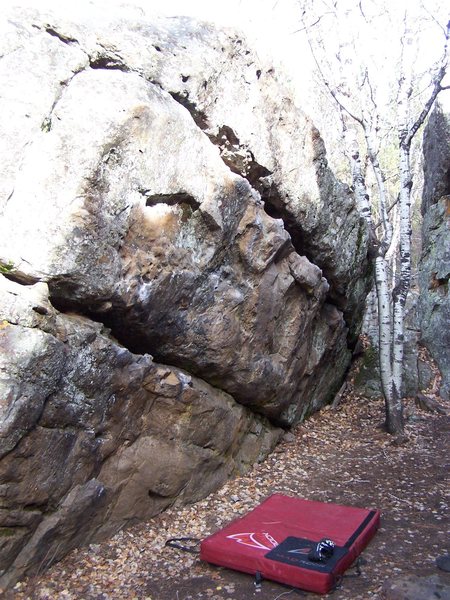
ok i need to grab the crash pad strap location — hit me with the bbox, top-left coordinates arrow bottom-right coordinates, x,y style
344,510 -> 377,548
165,537 -> 200,554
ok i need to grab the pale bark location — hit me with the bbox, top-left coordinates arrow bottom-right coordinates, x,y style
346,127 -> 372,224
374,256 -> 393,404
392,143 -> 411,399
365,131 -> 392,251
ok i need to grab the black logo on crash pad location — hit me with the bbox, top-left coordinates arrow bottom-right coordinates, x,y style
265,537 -> 348,573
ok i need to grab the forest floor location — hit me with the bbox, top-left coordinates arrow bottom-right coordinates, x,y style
5,375 -> 450,600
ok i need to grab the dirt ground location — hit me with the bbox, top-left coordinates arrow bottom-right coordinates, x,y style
5,385 -> 450,600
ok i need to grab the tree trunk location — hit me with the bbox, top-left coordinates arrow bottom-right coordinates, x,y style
365,131 -> 392,250
373,254 -> 404,433
346,126 -> 372,224
392,143 -> 412,404
385,386 -> 404,434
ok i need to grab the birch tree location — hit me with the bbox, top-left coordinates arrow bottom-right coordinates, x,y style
299,0 -> 449,434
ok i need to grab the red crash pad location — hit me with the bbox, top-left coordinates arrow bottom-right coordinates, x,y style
200,494 -> 380,594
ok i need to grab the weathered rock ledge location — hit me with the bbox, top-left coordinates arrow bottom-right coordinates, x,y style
0,5 -> 370,587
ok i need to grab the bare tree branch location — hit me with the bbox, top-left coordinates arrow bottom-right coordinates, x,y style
403,65 -> 448,146
292,13 -> 332,34
304,30 -> 365,126
358,0 -> 367,21
291,11 -> 333,35
403,21 -> 449,146
374,196 -> 399,229
420,3 -> 448,37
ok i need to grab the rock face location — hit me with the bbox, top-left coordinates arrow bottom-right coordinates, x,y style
0,277 -> 280,588
419,94 -> 450,399
0,5 -> 370,587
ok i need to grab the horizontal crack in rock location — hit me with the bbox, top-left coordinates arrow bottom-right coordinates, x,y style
89,55 -> 129,71
46,296 -> 271,423
141,191 -> 200,211
2,271 -> 41,286
44,26 -> 78,45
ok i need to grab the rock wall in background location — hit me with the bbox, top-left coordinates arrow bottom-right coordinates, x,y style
0,5 -> 370,587
419,93 -> 450,400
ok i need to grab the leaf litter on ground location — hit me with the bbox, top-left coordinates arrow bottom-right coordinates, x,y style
5,364 -> 449,600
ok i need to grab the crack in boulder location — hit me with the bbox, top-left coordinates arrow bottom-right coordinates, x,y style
44,26 -> 79,45
89,55 -> 130,71
206,124 -> 273,182
141,191 -> 201,211
195,122 -> 349,322
168,91 -> 209,129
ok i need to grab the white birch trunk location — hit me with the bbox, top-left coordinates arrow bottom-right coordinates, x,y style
374,256 -> 394,405
365,131 -> 392,251
381,15 -> 414,432
346,127 -> 372,225
392,143 -> 412,399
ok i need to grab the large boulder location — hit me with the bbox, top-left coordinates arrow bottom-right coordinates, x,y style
0,5 -> 370,587
419,93 -> 450,399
